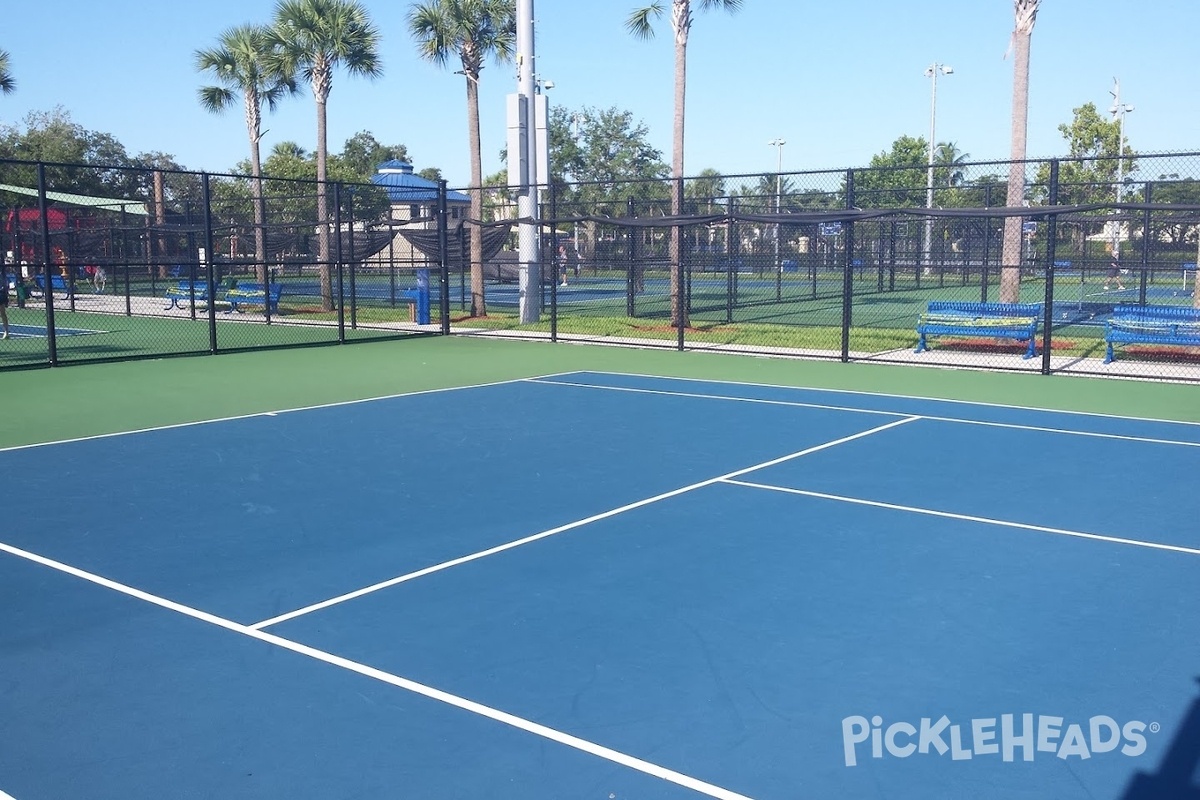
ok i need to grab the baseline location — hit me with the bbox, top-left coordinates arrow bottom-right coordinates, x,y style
526,376 -> 1200,448
722,478 -> 1200,558
0,539 -> 752,800
249,416 -> 920,630
0,371 -> 580,454
537,371 -> 1200,429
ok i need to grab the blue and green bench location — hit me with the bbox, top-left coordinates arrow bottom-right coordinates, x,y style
225,282 -> 283,314
916,301 -> 1043,359
1104,304 -> 1200,363
164,280 -> 210,310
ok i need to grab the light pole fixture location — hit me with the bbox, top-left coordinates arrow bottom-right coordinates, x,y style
1109,78 -> 1134,264
768,138 -> 786,296
924,63 -> 952,273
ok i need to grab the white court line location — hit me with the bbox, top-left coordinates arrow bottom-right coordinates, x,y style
561,370 -> 1200,428
523,378 -> 906,418
722,479 -> 1200,558
526,378 -> 1200,449
249,416 -> 921,630
0,540 -> 753,800
0,371 -> 579,454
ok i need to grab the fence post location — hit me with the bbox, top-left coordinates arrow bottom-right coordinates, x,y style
346,188 -> 356,330
626,197 -> 637,318
725,195 -> 735,324
334,182 -> 345,343
981,185 -> 993,302
457,224 -> 466,312
676,179 -> 686,352
437,180 -> 451,335
1139,181 -> 1152,306
549,182 -> 558,343
840,169 -> 855,363
37,163 -> 57,366
1040,159 -> 1060,376
260,207 -> 273,326
201,173 -> 218,353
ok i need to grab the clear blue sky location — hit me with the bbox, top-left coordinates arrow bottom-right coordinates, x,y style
2,0 -> 1196,188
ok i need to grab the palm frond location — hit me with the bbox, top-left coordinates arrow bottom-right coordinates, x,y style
625,4 -> 663,39
197,85 -> 236,113
408,0 -> 515,73
0,48 -> 16,94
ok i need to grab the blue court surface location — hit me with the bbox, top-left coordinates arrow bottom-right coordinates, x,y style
2,373 -> 1199,800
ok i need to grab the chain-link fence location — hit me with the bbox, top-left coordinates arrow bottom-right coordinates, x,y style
0,159 -> 447,369
441,152 -> 1200,383
5,153 -> 1199,382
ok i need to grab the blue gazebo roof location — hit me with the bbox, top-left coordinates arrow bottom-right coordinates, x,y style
370,160 -> 469,204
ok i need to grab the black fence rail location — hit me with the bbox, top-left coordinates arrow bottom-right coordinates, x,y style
446,152 -> 1200,383
1,160 -> 452,369
4,153 -> 1200,382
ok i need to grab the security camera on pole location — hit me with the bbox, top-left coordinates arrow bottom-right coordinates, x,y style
507,0 -> 547,323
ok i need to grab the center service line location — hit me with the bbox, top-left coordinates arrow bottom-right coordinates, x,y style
250,416 -> 922,630
722,479 -> 1200,557
0,540 -> 753,800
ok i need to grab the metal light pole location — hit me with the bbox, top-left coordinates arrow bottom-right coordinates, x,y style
924,63 -> 952,274
1110,78 -> 1134,266
511,0 -> 541,323
769,138 -> 785,288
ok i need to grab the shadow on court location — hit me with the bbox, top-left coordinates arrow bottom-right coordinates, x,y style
1121,678 -> 1200,800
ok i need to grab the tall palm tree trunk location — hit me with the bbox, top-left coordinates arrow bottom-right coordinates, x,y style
245,93 -> 268,284
670,6 -> 688,328
1000,2 -> 1037,303
466,76 -> 485,317
315,95 -> 333,310
153,170 -> 167,278
252,173 -> 267,284
250,149 -> 268,284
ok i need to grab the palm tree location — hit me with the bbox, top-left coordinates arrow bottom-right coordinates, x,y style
196,25 -> 298,282
935,142 -> 970,188
408,0 -> 516,318
627,0 -> 742,328
268,0 -> 382,310
1000,0 -> 1039,303
0,49 -> 15,95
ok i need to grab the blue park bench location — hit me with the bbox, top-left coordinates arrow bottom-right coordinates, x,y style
1104,304 -> 1200,363
915,301 -> 1043,359
33,274 -> 75,300
225,282 -> 283,314
164,280 -> 210,310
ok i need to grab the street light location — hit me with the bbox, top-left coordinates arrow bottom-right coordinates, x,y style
1110,78 -> 1134,265
768,138 -> 785,293
924,63 -> 952,274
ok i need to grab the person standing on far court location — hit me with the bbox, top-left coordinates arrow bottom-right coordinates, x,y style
0,267 -> 10,339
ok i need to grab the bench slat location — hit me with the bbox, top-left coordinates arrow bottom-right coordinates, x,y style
225,283 -> 283,314
164,281 -> 210,310
1105,304 -> 1200,363
916,301 -> 1042,359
